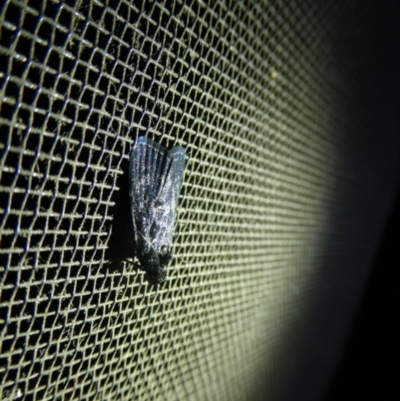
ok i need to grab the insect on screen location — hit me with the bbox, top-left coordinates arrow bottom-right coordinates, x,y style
1,1 -> 399,401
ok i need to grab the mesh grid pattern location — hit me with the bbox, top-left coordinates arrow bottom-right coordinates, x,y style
0,1 -> 396,400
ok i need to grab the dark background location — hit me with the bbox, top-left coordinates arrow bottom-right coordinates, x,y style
324,182 -> 400,400
323,2 -> 400,399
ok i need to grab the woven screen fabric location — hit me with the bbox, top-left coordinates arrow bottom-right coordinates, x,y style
1,1 -> 399,401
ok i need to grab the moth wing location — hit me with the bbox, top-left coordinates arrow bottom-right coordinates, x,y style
129,137 -> 169,239
151,146 -> 186,248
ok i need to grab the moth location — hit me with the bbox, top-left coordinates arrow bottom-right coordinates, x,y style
129,136 -> 186,283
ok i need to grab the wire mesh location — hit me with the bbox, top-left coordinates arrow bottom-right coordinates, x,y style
1,1 -> 397,400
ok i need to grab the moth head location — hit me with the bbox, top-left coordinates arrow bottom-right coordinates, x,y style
157,243 -> 173,267
136,233 -> 171,283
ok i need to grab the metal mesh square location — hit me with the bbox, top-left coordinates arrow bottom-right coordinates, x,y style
1,1 -> 399,400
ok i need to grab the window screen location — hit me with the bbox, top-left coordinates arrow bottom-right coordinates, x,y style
1,1 -> 399,400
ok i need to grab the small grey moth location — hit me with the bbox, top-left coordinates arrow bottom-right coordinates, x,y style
129,136 -> 186,283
